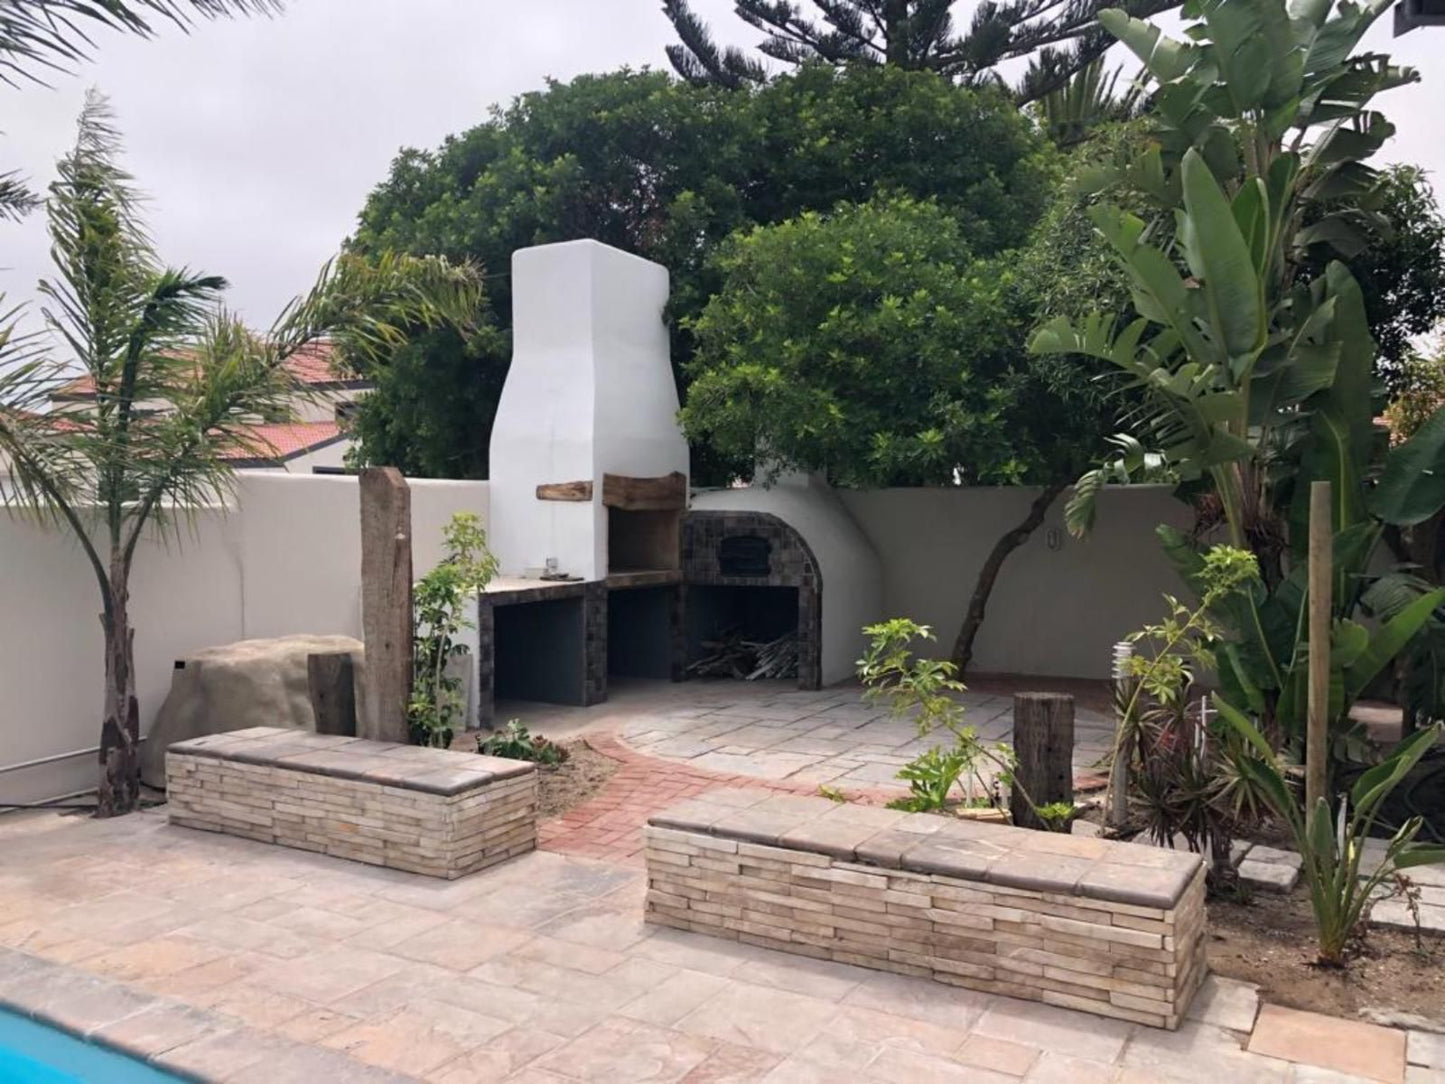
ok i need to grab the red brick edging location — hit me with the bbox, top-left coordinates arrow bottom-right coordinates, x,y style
537,733 -> 898,865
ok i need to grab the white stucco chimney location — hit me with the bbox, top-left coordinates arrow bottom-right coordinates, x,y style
487,240 -> 690,581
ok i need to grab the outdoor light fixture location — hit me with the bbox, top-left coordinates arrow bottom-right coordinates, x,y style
1396,0 -> 1445,34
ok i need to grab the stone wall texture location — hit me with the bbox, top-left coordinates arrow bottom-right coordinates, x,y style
643,792 -> 1206,1030
166,727 -> 536,879
681,510 -> 823,690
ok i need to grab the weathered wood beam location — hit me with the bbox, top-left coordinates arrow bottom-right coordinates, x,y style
307,652 -> 357,737
536,479 -> 593,502
602,471 -> 687,511
1010,692 -> 1075,831
359,467 -> 412,744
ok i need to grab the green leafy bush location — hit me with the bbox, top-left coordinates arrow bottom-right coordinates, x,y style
859,619 -> 1013,814
1112,545 -> 1272,885
477,720 -> 569,767
409,513 -> 498,748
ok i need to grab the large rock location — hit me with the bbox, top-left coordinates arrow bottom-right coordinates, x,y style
142,635 -> 365,788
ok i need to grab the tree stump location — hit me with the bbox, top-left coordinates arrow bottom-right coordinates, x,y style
1009,692 -> 1075,830
307,652 -> 357,737
359,467 -> 412,743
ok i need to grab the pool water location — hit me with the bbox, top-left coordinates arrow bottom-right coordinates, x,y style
0,1009 -> 185,1083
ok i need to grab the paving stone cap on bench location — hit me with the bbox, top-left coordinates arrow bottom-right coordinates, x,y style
167,727 -> 536,796
650,790 -> 1202,911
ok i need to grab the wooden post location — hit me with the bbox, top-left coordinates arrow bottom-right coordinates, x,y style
1010,692 -> 1075,830
307,652 -> 357,737
359,467 -> 413,743
1307,480 -> 1332,813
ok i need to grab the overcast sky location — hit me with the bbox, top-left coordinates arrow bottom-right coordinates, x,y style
1,0 -> 1442,341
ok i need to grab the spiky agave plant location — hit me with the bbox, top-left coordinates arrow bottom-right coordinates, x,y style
0,92 -> 482,815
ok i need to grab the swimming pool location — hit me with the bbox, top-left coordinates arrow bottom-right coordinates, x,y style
0,1008 -> 185,1083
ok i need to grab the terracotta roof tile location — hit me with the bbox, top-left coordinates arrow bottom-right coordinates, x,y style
222,421 -> 343,463
53,341 -> 356,399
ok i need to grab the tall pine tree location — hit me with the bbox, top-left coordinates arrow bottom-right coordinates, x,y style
661,0 -> 1175,102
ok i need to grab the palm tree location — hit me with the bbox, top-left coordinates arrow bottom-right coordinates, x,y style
0,93 -> 482,816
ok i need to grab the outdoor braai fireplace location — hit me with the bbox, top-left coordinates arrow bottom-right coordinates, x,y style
470,239 -> 869,726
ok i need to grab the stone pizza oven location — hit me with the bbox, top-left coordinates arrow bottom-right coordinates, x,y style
473,240 -> 882,723
681,510 -> 823,690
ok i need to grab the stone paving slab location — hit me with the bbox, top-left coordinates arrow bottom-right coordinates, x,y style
0,945 -> 413,1083
1249,1003 -> 1406,1083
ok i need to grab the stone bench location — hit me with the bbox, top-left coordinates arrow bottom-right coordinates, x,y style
643,791 -> 1206,1030
167,727 -> 537,879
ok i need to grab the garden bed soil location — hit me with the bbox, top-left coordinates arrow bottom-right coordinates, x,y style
1209,890 -> 1445,1026
535,740 -> 619,819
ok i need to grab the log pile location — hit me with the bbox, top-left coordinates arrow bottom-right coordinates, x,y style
687,630 -> 798,680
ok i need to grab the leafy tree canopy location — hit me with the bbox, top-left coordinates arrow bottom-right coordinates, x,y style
680,196 -> 1104,487
347,64 -> 1056,479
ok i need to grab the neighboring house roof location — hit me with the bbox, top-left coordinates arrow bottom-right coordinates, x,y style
51,341 -> 369,400
222,421 -> 346,467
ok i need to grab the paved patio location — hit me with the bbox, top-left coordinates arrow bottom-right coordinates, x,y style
1,678 -> 1437,1082
510,678 -> 1116,793
0,802 -> 1429,1083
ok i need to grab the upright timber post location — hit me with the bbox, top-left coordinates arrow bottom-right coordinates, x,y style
1307,480 -> 1332,813
307,652 -> 357,737
360,467 -> 413,743
1010,692 -> 1075,830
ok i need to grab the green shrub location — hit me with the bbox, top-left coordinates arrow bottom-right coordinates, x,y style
477,720 -> 568,767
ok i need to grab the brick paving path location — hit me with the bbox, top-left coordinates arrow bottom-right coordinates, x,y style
538,732 -> 897,865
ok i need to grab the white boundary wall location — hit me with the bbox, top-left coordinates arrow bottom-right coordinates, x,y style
0,472 -> 487,806
2,474 -> 1187,805
839,485 -> 1189,680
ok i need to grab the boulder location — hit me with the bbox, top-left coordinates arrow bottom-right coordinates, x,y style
142,634 -> 366,788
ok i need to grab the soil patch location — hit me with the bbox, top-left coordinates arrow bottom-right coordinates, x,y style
1210,890 -> 1445,1025
535,740 -> 620,820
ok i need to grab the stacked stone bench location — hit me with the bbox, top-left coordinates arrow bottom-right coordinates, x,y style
643,791 -> 1206,1030
167,727 -> 537,879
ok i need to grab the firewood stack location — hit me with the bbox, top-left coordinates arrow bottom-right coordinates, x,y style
687,629 -> 799,680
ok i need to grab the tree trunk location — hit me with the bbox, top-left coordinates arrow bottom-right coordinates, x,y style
884,0 -> 910,66
96,580 -> 140,817
951,481 -> 1068,675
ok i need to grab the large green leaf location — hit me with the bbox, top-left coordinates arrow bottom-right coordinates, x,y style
1179,149 -> 1264,359
1098,9 -> 1198,81
1394,845 -> 1445,869
1350,724 -> 1441,815
1345,589 -> 1445,702
1371,406 -> 1445,527
1200,0 -> 1271,111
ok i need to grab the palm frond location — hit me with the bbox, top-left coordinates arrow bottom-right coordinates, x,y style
269,251 -> 484,371
0,0 -> 282,86
0,170 -> 40,221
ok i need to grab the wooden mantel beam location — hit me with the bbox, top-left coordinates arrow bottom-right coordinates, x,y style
536,480 -> 593,502
602,472 -> 687,511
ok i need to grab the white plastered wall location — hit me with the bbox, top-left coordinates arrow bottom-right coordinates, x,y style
0,471 -> 487,805
839,485 -> 1190,679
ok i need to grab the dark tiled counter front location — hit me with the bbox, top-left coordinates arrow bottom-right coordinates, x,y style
166,727 -> 537,879
643,792 -> 1206,1029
